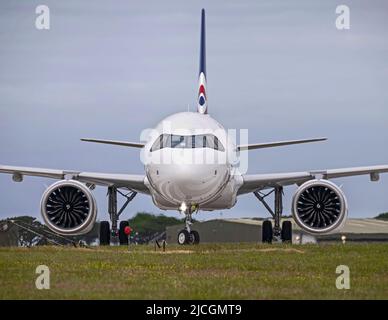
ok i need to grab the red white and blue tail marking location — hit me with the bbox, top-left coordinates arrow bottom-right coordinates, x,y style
197,9 -> 208,114
198,72 -> 207,114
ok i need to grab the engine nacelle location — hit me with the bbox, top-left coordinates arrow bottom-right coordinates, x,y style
40,180 -> 97,235
292,179 -> 347,234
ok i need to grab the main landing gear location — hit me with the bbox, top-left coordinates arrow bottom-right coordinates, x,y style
254,186 -> 292,244
177,205 -> 200,245
99,186 -> 137,246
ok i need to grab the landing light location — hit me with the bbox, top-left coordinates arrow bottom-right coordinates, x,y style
179,202 -> 187,213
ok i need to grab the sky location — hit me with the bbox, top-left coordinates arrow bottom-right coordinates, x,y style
0,0 -> 387,222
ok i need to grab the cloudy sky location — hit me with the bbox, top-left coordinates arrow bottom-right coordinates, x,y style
0,0 -> 387,222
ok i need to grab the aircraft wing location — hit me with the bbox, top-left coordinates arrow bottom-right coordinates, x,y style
237,137 -> 327,151
80,138 -> 145,148
0,165 -> 149,194
238,165 -> 388,195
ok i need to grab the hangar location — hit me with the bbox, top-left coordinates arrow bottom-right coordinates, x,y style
165,218 -> 388,243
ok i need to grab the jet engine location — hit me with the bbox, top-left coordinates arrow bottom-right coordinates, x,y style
292,179 -> 347,234
40,180 -> 97,235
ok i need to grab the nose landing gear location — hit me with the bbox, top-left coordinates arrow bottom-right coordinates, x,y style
177,204 -> 200,245
177,229 -> 190,245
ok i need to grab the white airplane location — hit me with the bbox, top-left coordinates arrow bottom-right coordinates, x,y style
1,9 -> 387,245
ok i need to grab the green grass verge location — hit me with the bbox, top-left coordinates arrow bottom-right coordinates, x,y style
0,243 -> 387,299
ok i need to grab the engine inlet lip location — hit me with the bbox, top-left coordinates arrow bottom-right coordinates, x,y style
292,179 -> 348,234
40,180 -> 97,235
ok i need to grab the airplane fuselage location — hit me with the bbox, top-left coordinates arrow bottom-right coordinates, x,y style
143,112 -> 243,211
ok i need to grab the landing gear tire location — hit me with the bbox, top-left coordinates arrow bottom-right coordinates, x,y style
119,221 -> 129,245
281,221 -> 292,243
100,221 -> 110,246
190,230 -> 200,245
262,220 -> 273,244
177,229 -> 190,245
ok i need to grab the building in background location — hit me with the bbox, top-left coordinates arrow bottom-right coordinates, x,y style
166,218 -> 388,244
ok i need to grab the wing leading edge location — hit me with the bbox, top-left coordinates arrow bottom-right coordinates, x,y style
80,138 -> 145,148
237,137 -> 327,151
0,165 -> 149,194
238,165 -> 388,195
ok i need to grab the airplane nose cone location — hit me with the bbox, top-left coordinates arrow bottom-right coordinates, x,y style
174,165 -> 216,199
148,163 -> 229,204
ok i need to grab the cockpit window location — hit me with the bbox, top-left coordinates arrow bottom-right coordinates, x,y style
151,134 -> 225,152
171,135 -> 186,148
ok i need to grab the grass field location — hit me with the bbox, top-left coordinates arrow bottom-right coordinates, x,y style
0,243 -> 387,299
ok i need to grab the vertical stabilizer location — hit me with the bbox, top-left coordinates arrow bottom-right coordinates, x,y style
197,9 -> 208,114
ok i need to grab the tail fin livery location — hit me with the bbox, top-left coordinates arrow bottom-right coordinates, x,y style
197,9 -> 208,114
